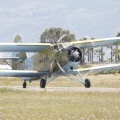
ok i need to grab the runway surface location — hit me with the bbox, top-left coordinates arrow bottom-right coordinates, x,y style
0,86 -> 120,93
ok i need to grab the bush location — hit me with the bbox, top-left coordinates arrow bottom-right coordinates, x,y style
99,70 -> 118,74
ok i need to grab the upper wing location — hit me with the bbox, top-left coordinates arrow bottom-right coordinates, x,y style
74,64 -> 120,74
69,37 -> 120,49
0,70 -> 47,77
0,43 -> 53,52
1,37 -> 120,52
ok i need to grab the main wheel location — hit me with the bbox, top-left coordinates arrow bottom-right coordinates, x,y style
85,79 -> 91,88
40,79 -> 46,88
23,82 -> 27,88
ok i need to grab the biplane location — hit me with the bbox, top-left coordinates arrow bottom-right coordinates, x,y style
0,35 -> 120,88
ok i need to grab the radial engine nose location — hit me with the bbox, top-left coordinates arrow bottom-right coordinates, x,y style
68,47 -> 82,62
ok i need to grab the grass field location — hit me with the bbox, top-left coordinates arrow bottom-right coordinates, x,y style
0,74 -> 120,120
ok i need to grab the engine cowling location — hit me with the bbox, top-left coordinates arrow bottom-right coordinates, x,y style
68,47 -> 82,62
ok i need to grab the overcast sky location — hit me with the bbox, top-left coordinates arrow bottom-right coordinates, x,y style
0,0 -> 120,42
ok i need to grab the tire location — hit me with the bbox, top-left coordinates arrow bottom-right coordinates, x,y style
40,79 -> 46,88
85,79 -> 91,88
23,82 -> 27,88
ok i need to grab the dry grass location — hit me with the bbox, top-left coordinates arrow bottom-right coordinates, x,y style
0,74 -> 120,120
0,74 -> 120,88
48,74 -> 120,88
0,89 -> 120,120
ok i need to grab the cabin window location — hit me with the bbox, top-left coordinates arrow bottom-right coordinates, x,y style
58,44 -> 63,49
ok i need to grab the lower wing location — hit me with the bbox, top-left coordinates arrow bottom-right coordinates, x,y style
73,64 -> 120,74
0,70 -> 47,77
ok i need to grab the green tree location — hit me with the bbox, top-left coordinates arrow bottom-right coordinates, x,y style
107,46 -> 113,63
101,47 -> 104,63
91,38 -> 95,63
112,46 -> 120,63
116,32 -> 120,37
40,27 -> 75,43
115,32 -> 120,63
79,37 -> 95,64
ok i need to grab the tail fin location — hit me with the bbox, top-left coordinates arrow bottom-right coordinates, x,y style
12,35 -> 27,70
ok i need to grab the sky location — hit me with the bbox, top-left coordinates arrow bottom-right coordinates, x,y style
0,0 -> 120,43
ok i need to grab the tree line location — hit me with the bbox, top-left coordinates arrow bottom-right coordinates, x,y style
40,28 -> 75,43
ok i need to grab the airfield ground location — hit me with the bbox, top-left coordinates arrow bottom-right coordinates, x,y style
0,74 -> 120,119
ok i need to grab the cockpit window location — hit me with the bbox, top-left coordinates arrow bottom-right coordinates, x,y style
53,45 -> 59,50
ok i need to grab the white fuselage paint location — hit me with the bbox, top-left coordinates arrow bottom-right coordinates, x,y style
24,58 -> 34,70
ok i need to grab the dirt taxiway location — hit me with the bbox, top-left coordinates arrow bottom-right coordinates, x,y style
0,86 -> 120,93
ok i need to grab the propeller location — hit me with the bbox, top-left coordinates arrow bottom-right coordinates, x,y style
68,47 -> 82,62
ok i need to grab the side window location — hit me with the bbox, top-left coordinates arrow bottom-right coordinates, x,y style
39,58 -> 44,63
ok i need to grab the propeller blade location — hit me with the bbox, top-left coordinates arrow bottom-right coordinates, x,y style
57,34 -> 67,43
49,61 -> 56,77
56,62 -> 65,73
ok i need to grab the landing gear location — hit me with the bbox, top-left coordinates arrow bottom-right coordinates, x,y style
84,79 -> 91,88
23,81 -> 27,88
66,71 -> 91,88
40,79 -> 46,88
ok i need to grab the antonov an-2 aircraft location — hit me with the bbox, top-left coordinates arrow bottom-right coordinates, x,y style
0,35 -> 120,88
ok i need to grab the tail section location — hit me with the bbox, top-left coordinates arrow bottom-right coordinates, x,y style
12,35 -> 27,70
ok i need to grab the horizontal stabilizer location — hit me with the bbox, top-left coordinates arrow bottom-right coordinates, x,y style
0,70 -> 47,77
